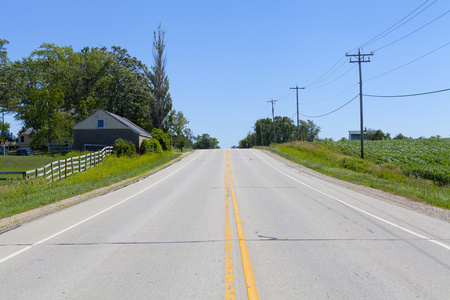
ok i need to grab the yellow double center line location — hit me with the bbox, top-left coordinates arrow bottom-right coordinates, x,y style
225,150 -> 259,300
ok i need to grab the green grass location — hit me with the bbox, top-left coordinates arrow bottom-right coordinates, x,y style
0,151 -> 92,179
0,152 -> 179,220
269,140 -> 450,210
0,156 -> 57,172
0,156 -> 59,179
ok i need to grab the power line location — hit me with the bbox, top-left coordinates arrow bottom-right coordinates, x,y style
307,64 -> 356,90
300,94 -> 359,118
302,83 -> 358,105
302,0 -> 433,91
304,55 -> 347,88
366,40 -> 450,82
306,58 -> 350,88
352,0 -> 437,51
374,9 -> 450,52
364,87 -> 450,98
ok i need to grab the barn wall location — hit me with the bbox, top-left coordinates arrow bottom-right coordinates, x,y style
73,129 -> 140,151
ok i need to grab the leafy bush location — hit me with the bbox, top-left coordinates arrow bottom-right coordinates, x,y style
140,138 -> 163,154
113,139 -> 137,157
339,157 -> 374,173
151,129 -> 172,151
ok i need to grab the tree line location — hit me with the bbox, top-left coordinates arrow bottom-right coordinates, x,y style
0,25 -> 219,150
239,117 -> 320,148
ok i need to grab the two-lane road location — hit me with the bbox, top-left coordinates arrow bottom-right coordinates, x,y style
1,149 -> 449,299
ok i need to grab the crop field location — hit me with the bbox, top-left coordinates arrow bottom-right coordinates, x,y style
323,138 -> 450,185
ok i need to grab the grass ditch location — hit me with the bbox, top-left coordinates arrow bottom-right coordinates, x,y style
0,152 -> 179,220
269,141 -> 450,210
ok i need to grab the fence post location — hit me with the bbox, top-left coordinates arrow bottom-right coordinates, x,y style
44,165 -> 46,179
65,159 -> 67,179
51,163 -> 54,182
36,168 -> 38,178
71,157 -> 74,174
79,156 -> 81,172
59,160 -> 61,181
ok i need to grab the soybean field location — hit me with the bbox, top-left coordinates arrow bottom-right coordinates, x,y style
330,138 -> 450,185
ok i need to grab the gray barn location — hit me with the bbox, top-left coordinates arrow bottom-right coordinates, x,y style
73,109 -> 152,151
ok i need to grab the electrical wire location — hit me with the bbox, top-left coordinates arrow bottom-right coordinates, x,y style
302,1 -> 434,91
364,87 -> 450,98
277,88 -> 294,101
300,94 -> 359,118
307,65 -> 357,90
350,0 -> 438,52
302,83 -> 358,105
374,9 -> 450,52
304,55 -> 347,88
365,40 -> 450,82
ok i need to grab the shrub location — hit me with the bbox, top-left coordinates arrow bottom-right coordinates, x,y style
151,129 -> 172,151
140,138 -> 163,154
113,139 -> 137,157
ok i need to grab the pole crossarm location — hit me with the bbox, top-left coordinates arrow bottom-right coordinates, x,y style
346,51 -> 373,63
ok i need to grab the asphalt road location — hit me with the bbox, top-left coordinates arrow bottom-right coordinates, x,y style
0,149 -> 449,299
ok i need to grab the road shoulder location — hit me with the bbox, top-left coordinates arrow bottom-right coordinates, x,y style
261,149 -> 450,223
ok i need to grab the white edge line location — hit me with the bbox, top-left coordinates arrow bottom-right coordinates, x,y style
0,151 -> 204,264
252,150 -> 450,252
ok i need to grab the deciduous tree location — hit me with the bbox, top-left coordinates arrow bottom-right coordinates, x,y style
147,24 -> 172,131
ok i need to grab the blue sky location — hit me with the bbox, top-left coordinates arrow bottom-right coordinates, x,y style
2,0 -> 449,148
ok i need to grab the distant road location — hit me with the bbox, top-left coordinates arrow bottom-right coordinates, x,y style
1,149 -> 449,299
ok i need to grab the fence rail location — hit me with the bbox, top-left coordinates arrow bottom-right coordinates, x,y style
0,146 -> 113,182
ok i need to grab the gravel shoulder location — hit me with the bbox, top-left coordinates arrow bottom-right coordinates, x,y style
262,149 -> 450,223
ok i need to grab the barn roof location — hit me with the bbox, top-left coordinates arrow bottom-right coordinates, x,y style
74,109 -> 152,138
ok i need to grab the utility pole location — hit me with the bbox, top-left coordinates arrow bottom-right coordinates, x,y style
268,99 -> 277,144
290,85 -> 305,141
346,48 -> 373,159
1,108 -> 5,156
259,119 -> 263,146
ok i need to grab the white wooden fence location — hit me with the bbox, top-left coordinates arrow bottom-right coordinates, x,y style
0,146 -> 113,182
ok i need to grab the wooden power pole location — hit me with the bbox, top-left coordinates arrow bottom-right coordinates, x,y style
268,99 -> 277,144
290,85 -> 305,141
346,49 -> 373,159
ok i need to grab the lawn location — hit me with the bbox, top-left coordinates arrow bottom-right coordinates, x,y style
0,155 -> 59,179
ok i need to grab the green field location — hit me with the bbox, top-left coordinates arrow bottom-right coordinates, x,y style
324,138 -> 450,185
271,138 -> 450,210
0,155 -> 59,179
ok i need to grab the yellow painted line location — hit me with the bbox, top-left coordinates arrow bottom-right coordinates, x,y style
225,150 -> 235,299
227,150 -> 259,300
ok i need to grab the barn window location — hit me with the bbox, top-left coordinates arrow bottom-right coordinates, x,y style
97,119 -> 105,129
20,136 -> 25,143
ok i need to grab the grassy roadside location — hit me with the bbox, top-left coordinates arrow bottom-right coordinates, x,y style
0,152 -> 180,220
267,142 -> 450,210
